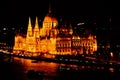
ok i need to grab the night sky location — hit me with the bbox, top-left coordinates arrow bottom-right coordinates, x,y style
0,0 -> 118,44
0,0 -> 112,26
0,0 -> 118,39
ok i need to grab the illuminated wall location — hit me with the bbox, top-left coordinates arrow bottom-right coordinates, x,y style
56,37 -> 72,55
13,34 -> 26,53
72,34 -> 97,55
13,8 -> 97,56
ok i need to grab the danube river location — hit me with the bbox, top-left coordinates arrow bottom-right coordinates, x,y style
1,56 -> 120,80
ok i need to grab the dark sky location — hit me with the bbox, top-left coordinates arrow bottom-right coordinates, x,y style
1,0 -> 120,41
0,0 -> 113,27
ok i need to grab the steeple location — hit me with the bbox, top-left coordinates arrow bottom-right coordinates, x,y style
48,2 -> 52,14
27,17 -> 32,37
35,16 -> 39,29
64,20 -> 67,27
69,21 -> 72,29
69,21 -> 73,35
28,17 -> 32,31
34,17 -> 40,38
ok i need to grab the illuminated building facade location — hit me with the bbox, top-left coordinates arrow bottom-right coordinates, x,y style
72,34 -> 97,55
13,7 -> 97,56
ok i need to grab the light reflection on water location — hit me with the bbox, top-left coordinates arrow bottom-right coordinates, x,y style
12,57 -> 120,80
13,57 -> 59,76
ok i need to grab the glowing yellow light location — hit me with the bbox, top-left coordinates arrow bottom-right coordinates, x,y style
110,52 -> 114,57
109,68 -> 114,72
12,7 -> 97,56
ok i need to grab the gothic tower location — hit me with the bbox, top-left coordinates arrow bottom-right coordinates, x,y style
69,22 -> 73,35
26,17 -> 32,37
26,17 -> 34,52
34,17 -> 40,38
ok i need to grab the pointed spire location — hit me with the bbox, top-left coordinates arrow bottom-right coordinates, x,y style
28,17 -> 31,26
69,21 -> 72,29
48,2 -> 51,14
27,17 -> 32,37
35,16 -> 39,29
34,16 -> 40,38
69,20 -> 73,35
64,20 -> 67,27
27,17 -> 32,31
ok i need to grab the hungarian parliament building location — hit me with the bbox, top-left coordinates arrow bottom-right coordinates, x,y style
13,7 -> 97,56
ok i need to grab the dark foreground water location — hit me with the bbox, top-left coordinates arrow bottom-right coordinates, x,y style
0,57 -> 120,80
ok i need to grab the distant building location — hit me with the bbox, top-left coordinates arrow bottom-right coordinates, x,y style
13,6 -> 97,56
0,42 -> 13,52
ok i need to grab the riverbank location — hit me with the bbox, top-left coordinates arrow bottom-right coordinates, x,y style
1,54 -> 120,80
2,52 -> 120,68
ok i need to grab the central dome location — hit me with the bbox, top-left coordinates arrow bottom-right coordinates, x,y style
43,15 -> 53,22
42,3 -> 58,29
43,13 -> 58,29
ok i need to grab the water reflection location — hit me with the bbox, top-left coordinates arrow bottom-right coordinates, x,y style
10,57 -> 120,80
13,57 -> 59,77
